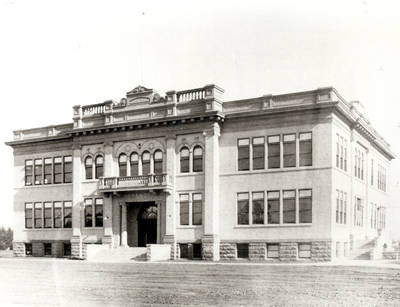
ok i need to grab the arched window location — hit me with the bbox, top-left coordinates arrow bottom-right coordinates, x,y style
85,156 -> 93,180
119,154 -> 127,177
153,150 -> 163,174
180,147 -> 190,173
193,146 -> 203,172
142,151 -> 150,175
130,152 -> 139,176
95,155 -> 104,179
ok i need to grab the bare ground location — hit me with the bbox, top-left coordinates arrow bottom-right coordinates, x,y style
0,259 -> 399,306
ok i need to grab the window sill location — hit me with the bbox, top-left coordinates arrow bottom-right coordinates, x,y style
83,227 -> 104,230
24,228 -> 72,231
82,179 -> 99,183
177,225 -> 203,229
176,172 -> 205,177
21,183 -> 72,189
224,166 -> 327,177
234,224 -> 312,228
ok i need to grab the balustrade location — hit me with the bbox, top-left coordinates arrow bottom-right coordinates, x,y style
177,88 -> 206,102
82,103 -> 106,116
98,173 -> 169,191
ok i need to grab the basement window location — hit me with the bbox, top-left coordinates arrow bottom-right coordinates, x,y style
237,243 -> 249,259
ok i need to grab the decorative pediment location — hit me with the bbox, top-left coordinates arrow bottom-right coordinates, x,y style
126,85 -> 153,96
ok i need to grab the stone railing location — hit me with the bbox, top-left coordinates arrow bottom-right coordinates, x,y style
82,103 -> 106,116
12,123 -> 72,141
98,173 -> 170,192
176,88 -> 206,102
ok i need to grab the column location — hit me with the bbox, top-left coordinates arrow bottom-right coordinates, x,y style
71,143 -> 82,258
163,134 -> 177,259
102,141 -> 114,246
120,203 -> 128,247
202,122 -> 221,261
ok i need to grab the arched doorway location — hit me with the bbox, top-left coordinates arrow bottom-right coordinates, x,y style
137,204 -> 157,247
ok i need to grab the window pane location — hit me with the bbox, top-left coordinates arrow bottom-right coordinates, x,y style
283,135 -> 296,167
34,159 -> 43,185
34,202 -> 43,228
252,197 -> 264,224
237,193 -> 249,225
238,139 -> 250,171
84,201 -> 93,227
25,203 -> 33,229
192,198 -> 202,225
253,138 -> 265,170
44,202 -> 53,228
299,190 -> 312,223
63,156 -> 72,183
180,198 -> 189,225
193,146 -> 203,172
63,202 -> 72,228
95,198 -> 103,227
25,160 -> 33,185
283,191 -> 296,223
54,202 -> 62,228
119,154 -> 127,177
142,152 -> 150,175
154,151 -> 163,174
54,157 -> 62,184
95,156 -> 103,179
268,137 -> 280,169
180,148 -> 190,173
299,133 -> 312,166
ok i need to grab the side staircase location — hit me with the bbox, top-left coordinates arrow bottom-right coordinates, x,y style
349,238 -> 377,260
87,247 -> 147,263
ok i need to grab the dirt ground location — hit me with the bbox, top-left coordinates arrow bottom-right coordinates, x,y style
0,259 -> 399,306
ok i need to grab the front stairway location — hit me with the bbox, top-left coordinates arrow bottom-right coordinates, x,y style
87,247 -> 147,263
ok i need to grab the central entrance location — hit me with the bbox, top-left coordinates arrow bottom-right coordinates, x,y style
137,204 -> 158,247
126,202 -> 158,247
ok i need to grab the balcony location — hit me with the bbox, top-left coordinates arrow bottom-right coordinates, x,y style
98,173 -> 172,193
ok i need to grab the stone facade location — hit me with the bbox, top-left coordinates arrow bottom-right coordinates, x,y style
311,241 -> 332,262
219,243 -> 236,260
249,243 -> 266,261
6,84 -> 394,262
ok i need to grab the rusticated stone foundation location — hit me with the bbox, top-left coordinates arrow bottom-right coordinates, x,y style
12,241 -> 25,257
71,236 -> 87,259
249,243 -> 266,260
202,235 -> 220,261
279,242 -> 298,261
311,241 -> 332,261
219,243 -> 236,260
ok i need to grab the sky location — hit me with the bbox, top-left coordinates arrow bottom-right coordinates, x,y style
0,0 -> 399,237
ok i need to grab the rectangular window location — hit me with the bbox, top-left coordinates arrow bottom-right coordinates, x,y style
238,138 -> 250,171
268,135 -> 280,169
193,244 -> 202,259
84,199 -> 93,227
63,156 -> 72,183
44,243 -> 52,256
179,194 -> 189,226
179,244 -> 189,259
252,192 -> 264,224
237,193 -> 249,225
54,202 -> 62,228
336,190 -> 339,223
344,140 -> 347,171
299,189 -> 312,223
340,137 -> 344,169
34,159 -> 43,185
267,191 -> 280,224
95,198 -> 103,227
252,137 -> 265,170
44,158 -> 52,184
192,193 -> 202,226
283,134 -> 296,167
25,203 -> 33,229
237,243 -> 249,258
63,243 -> 71,256
34,202 -> 43,228
298,243 -> 311,258
371,159 -> 374,186
63,201 -> 72,228
299,132 -> 312,166
283,190 -> 296,223
267,244 -> 279,258
336,134 -> 339,168
25,160 -> 33,186
25,243 -> 32,256
54,157 -> 62,184
44,202 -> 53,228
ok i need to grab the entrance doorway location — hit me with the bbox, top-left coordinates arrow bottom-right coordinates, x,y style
137,204 -> 158,247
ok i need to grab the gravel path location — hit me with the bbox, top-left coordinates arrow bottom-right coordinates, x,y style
0,258 -> 399,306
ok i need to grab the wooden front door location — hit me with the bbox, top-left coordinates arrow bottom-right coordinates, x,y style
137,204 -> 157,247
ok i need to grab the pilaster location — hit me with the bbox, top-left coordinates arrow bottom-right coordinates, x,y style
163,134 -> 177,259
72,143 -> 82,242
120,203 -> 128,247
103,141 -> 114,246
202,123 -> 221,261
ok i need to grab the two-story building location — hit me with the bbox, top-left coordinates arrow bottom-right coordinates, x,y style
6,84 -> 394,261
